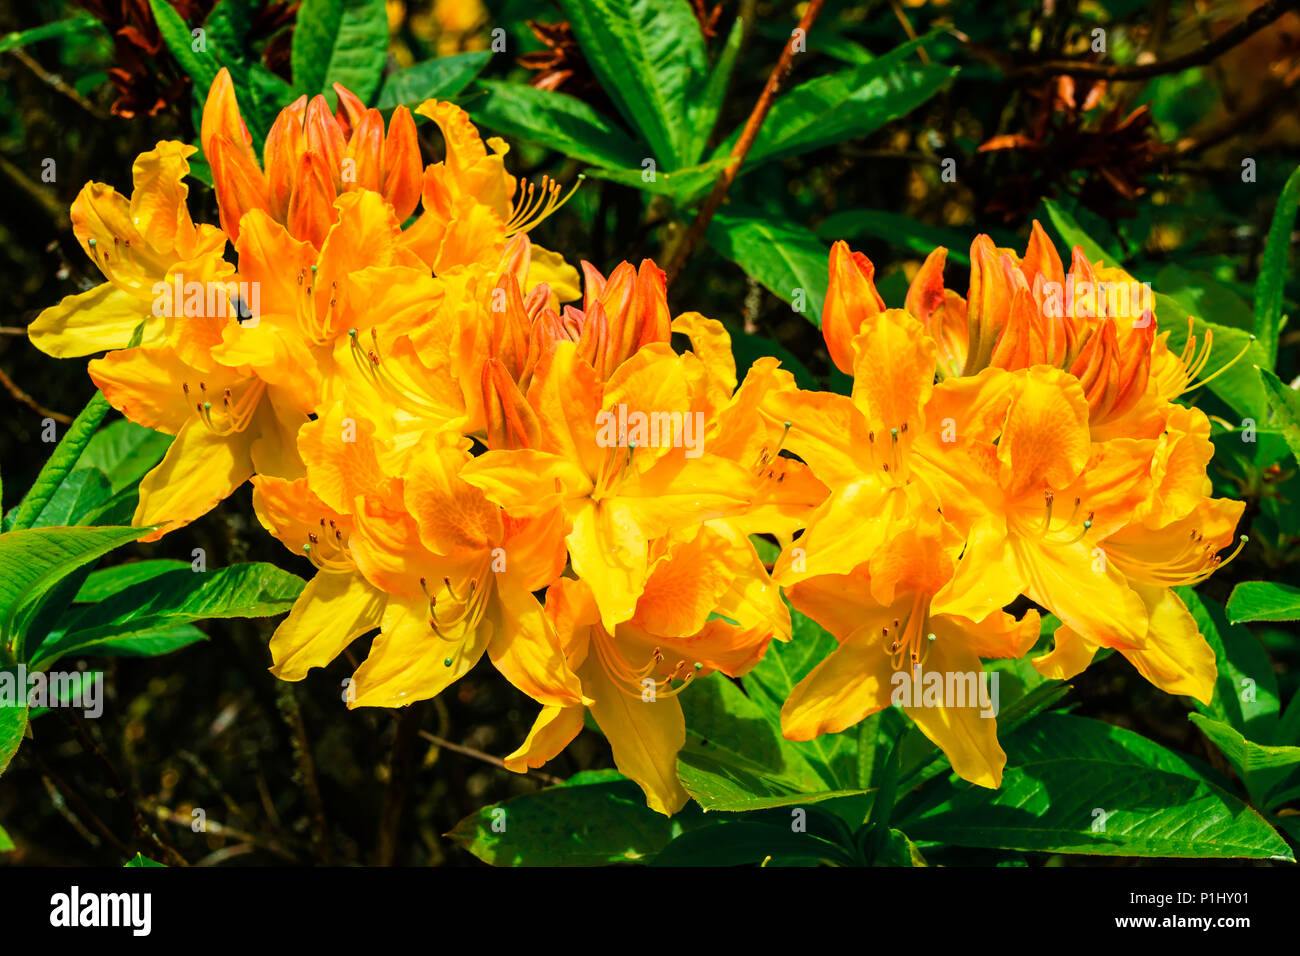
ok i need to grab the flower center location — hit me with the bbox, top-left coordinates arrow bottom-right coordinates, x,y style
883,593 -> 935,671
181,379 -> 264,435
505,173 -> 584,237
590,624 -> 700,700
301,517 -> 355,572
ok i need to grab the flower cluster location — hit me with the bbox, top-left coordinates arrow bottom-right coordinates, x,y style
30,71 -> 1244,812
768,232 -> 1247,786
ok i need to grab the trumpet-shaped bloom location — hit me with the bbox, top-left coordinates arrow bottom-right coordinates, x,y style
30,141 -> 228,357
255,413 -> 585,711
87,284 -> 308,538
779,520 -> 1039,788
462,341 -> 759,632
506,527 -> 788,814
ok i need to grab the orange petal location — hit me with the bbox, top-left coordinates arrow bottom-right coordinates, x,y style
823,240 -> 885,374
383,106 -> 422,222
262,95 -> 307,221
286,149 -> 338,248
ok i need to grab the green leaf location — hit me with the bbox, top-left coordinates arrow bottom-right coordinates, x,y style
557,0 -> 707,168
706,210 -> 830,323
147,0 -> 219,93
291,0 -> 389,103
678,672 -> 831,802
1253,162 -> 1300,361
651,819 -> 854,866
124,853 -> 165,867
0,526 -> 151,661
41,624 -> 208,667
79,420 -> 172,495
0,823 -> 12,852
26,668 -> 103,720
75,560 -> 190,604
676,750 -> 869,812
684,15 -> 743,166
716,37 -> 955,169
1155,289 -> 1268,420
469,81 -> 645,170
1188,713 -> 1300,808
584,158 -> 730,201
1258,367 -> 1300,464
1154,264 -> 1256,332
448,778 -> 699,865
10,392 -> 111,531
1184,587 -> 1279,738
878,827 -> 926,866
29,469 -> 113,528
0,702 -> 25,779
1041,197 -> 1124,265
0,15 -> 99,54
203,0 -> 256,53
898,713 -> 1293,860
32,563 -> 304,670
740,608 -> 858,787
1227,581 -> 1300,624
376,51 -> 492,108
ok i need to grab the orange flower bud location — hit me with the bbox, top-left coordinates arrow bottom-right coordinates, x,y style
823,240 -> 885,374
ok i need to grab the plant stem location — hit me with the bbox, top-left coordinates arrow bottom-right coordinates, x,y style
664,0 -> 827,282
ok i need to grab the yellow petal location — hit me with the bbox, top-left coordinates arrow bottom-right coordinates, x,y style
270,571 -> 385,680
460,448 -> 591,517
133,419 -> 255,538
1013,537 -> 1149,651
567,500 -> 646,633
504,705 -> 585,773
774,479 -> 919,585
997,366 -> 1091,498
128,141 -> 199,253
848,308 -> 937,434
903,637 -> 1006,788
780,617 -> 895,740
349,596 -> 491,708
248,393 -> 308,480
671,311 -> 737,413
1119,585 -> 1216,705
1032,624 -> 1098,680
29,283 -> 159,358
487,573 -> 588,707
579,653 -> 688,815
930,515 -> 1026,623
527,243 -> 582,303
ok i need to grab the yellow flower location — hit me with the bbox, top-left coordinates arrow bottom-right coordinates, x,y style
254,408 -> 586,710
461,341 -> 759,632
30,142 -> 228,357
507,525 -> 788,814
780,518 -> 1039,788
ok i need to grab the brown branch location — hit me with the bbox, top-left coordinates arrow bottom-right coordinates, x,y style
7,48 -> 105,117
664,0 -> 828,282
61,709 -> 188,866
142,801 -> 300,864
887,0 -> 930,65
275,683 -> 331,864
1006,0 -> 1300,80
374,703 -> 423,866
1162,62 -> 1300,157
0,366 -> 73,424
33,759 -> 126,853
417,729 -> 564,787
